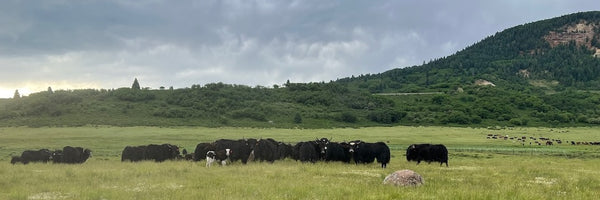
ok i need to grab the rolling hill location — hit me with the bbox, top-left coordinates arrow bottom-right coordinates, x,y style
340,11 -> 600,92
2,11 -> 600,128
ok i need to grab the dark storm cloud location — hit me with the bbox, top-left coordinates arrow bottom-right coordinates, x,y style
0,0 -> 599,97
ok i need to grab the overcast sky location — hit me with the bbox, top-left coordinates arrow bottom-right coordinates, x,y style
1,0 -> 599,98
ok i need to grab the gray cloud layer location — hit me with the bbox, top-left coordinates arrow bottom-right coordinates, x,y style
1,0 -> 599,97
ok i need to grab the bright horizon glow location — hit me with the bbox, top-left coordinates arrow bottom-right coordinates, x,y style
0,82 -> 103,99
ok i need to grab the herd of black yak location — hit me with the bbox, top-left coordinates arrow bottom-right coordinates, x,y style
9,138 -> 450,168
123,138 -> 393,168
10,146 -> 91,164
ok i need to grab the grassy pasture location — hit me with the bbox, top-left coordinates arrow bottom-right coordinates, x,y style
1,126 -> 599,199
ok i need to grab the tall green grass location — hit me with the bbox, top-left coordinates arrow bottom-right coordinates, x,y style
1,126 -> 599,199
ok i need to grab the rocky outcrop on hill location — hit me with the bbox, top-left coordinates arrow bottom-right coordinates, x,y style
544,21 -> 600,57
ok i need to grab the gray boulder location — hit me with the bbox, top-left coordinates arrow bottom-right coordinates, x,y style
383,170 -> 424,186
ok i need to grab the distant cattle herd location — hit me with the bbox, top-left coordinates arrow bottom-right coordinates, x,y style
9,138 -> 452,168
486,134 -> 600,146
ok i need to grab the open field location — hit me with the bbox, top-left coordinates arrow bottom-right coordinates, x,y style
1,126 -> 600,199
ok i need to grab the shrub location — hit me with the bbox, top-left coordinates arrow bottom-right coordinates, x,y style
586,117 -> 600,124
230,109 -> 267,121
509,118 -> 528,126
441,111 -> 479,124
368,110 -> 406,124
112,88 -> 155,102
337,112 -> 357,123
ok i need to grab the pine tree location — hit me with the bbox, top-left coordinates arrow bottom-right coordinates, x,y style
132,78 -> 141,90
13,90 -> 20,99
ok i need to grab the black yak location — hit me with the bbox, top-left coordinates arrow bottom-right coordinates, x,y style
406,144 -> 448,167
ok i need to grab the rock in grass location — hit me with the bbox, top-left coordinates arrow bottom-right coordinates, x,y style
383,170 -> 424,186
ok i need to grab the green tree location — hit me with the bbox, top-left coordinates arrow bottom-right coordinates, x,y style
294,113 -> 302,124
591,37 -> 599,48
132,78 -> 141,90
431,94 -> 448,105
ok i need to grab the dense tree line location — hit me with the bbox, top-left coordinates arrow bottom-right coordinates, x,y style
0,82 -> 404,127
1,80 -> 600,127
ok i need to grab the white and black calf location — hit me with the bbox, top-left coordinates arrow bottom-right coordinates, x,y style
206,149 -> 231,167
206,151 -> 216,167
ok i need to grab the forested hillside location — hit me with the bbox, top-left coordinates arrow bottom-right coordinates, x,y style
339,11 -> 600,92
2,11 -> 600,128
